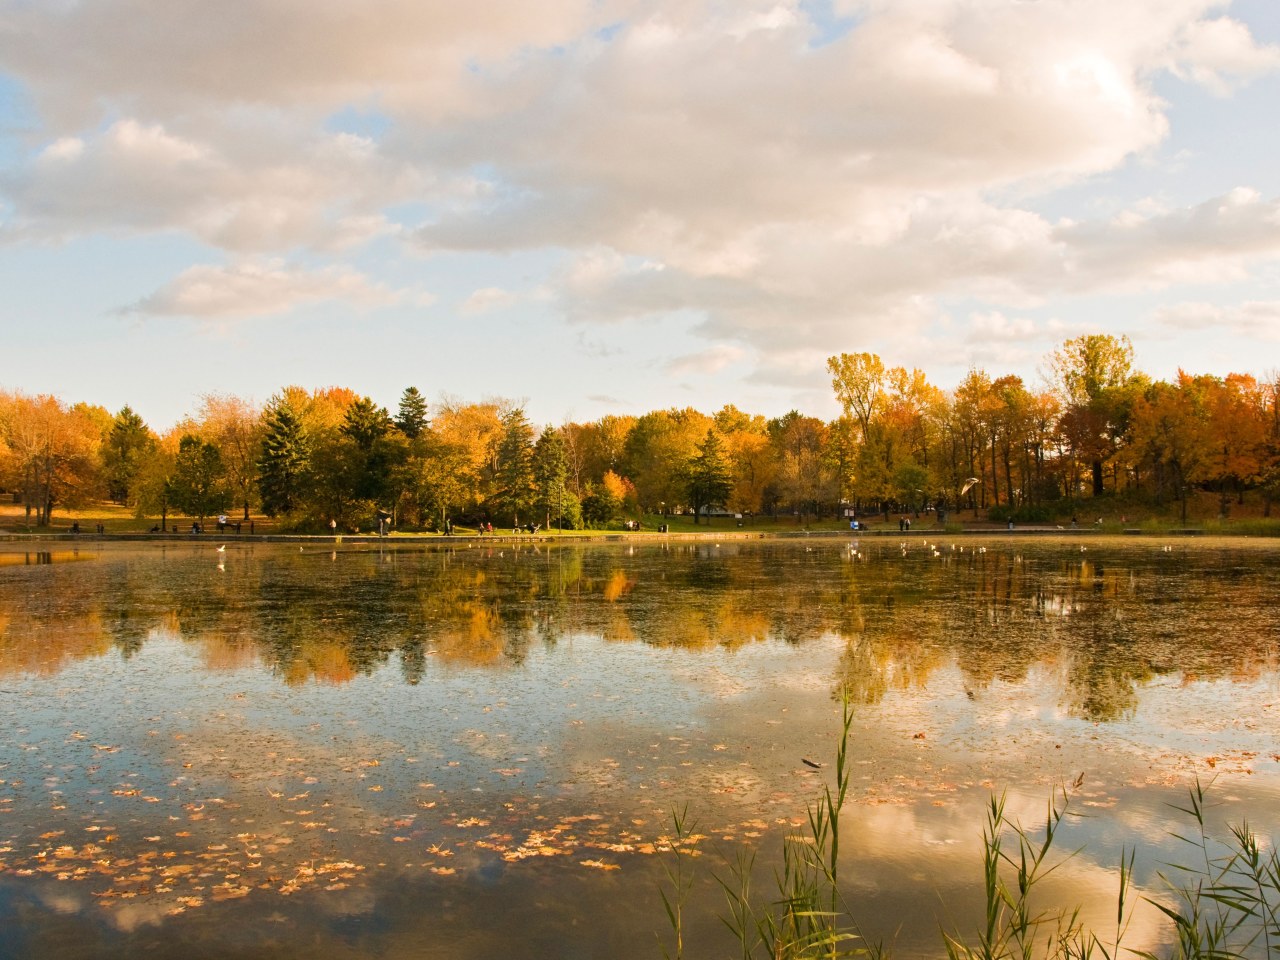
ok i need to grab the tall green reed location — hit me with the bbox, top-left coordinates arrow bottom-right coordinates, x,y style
659,716 -> 1277,960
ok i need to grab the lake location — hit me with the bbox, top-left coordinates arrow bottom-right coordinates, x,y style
1,536 -> 1277,958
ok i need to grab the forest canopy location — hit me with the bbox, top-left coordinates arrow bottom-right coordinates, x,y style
3,336 -> 1278,530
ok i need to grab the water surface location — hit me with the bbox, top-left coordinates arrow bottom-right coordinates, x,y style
1,537 -> 1277,958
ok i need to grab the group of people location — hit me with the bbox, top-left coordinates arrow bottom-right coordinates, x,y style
467,520 -> 543,535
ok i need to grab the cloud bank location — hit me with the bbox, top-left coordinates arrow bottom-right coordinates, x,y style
1,0 -> 1277,377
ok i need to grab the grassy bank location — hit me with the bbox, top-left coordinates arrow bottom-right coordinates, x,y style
3,497 -> 1279,538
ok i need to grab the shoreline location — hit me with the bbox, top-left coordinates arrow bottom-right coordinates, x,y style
0,525 -> 1219,545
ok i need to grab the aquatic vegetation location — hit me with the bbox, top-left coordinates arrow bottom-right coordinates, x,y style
662,725 -> 1280,960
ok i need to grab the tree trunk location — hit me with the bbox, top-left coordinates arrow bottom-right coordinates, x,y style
1003,448 -> 1014,508
1092,459 -> 1104,496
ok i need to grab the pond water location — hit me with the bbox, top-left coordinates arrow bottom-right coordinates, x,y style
0,536 -> 1277,958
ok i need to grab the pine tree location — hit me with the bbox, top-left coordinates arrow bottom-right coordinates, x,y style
533,426 -> 569,529
494,407 -> 536,525
258,398 -> 310,517
335,397 -> 400,509
102,405 -> 155,505
341,396 -> 392,451
395,386 -> 430,440
685,429 -> 733,524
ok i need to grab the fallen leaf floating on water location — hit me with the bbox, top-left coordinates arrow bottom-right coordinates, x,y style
579,859 -> 620,871
801,758 -> 822,769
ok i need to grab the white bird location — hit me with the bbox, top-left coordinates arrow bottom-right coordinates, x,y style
216,544 -> 226,553
960,477 -> 981,496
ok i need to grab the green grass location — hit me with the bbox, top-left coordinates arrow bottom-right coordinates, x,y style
7,498 -> 1280,538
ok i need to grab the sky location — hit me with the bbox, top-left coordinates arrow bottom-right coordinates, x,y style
2,0 -> 1279,432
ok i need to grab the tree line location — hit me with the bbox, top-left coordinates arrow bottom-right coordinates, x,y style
2,335 -> 1278,531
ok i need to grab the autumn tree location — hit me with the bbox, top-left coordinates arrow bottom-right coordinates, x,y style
197,394 -> 261,520
1050,334 -> 1143,497
581,470 -> 634,526
883,367 -> 942,473
563,415 -> 637,498
768,411 -> 834,520
828,352 -> 885,441
1202,373 -> 1268,514
1129,373 -> 1214,522
1263,372 -> 1280,517
133,429 -> 181,531
0,392 -> 103,526
431,398 -> 503,521
711,405 -> 774,516
945,370 -> 992,513
623,408 -> 711,514
170,435 -> 232,523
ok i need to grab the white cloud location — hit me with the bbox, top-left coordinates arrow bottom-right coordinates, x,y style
1169,16 -> 1280,94
1152,299 -> 1280,341
964,312 -> 1038,344
1054,189 -> 1280,289
460,286 -> 519,315
38,137 -> 85,162
5,118 -> 430,251
1,0 -> 1278,383
666,344 -> 747,376
126,260 -> 410,319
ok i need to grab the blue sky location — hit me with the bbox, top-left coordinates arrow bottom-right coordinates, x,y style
2,0 -> 1278,431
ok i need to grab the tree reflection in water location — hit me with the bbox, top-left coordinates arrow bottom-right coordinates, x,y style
1,540 -> 1277,720
0,538 -> 1278,959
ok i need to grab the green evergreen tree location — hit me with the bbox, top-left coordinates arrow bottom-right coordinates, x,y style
685,429 -> 733,525
257,398 -> 310,517
494,407 -> 536,525
101,405 -> 155,505
337,396 -> 398,510
533,426 -> 570,529
341,397 -> 393,451
395,386 -> 430,440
